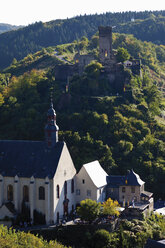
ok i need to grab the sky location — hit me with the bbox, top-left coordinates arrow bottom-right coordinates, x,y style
1,0 -> 165,26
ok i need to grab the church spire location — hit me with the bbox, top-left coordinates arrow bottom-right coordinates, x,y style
45,100 -> 59,148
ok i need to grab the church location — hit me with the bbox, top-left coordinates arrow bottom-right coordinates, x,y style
0,102 -> 107,224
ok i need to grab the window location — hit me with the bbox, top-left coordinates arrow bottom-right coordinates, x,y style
87,190 -> 91,196
99,189 -> 102,195
82,179 -> 85,184
71,179 -> 74,193
64,181 -> 67,196
57,212 -> 59,224
23,185 -> 29,202
131,186 -> 135,193
76,189 -> 80,195
122,187 -> 126,193
56,185 -> 60,199
39,186 -> 45,200
7,185 -> 13,201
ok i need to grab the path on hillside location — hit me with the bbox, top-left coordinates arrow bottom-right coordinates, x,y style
53,50 -> 73,65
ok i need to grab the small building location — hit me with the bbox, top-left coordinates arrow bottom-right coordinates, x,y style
107,169 -> 153,215
76,160 -> 108,204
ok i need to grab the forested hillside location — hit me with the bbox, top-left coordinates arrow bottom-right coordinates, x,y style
0,10 -> 165,69
0,32 -> 165,201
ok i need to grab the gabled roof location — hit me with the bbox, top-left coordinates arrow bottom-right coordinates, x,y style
0,140 -> 65,179
145,239 -> 165,248
126,169 -> 145,186
107,169 -> 145,187
83,160 -> 108,188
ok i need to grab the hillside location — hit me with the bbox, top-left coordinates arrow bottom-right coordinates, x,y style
0,32 -> 165,201
0,10 -> 165,69
0,23 -> 23,34
115,14 -> 165,45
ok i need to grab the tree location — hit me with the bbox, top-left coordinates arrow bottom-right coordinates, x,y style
77,199 -> 101,223
116,47 -> 130,62
102,198 -> 120,217
0,93 -> 4,106
92,229 -> 111,248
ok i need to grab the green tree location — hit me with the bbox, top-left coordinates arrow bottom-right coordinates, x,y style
92,229 -> 111,248
116,47 -> 130,62
77,199 -> 101,223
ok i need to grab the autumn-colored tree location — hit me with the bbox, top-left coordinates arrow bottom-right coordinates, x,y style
102,198 -> 120,217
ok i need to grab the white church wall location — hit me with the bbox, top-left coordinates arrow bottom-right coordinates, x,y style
1,176 -> 53,223
53,143 -> 76,223
97,187 -> 106,203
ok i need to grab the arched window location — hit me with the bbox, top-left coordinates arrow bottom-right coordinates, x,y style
56,185 -> 60,199
71,179 -> 74,193
23,185 -> 29,202
7,185 -> 13,201
64,181 -> 67,196
39,186 -> 45,200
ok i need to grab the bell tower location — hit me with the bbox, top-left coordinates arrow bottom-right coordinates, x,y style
45,101 -> 59,148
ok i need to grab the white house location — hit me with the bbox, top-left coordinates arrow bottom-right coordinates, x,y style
76,160 -> 108,204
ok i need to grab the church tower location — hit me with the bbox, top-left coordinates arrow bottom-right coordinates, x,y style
45,102 -> 59,148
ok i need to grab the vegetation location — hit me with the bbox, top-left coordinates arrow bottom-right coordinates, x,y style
77,198 -> 120,224
0,225 -> 68,248
0,10 -> 165,69
77,199 -> 101,223
102,198 -> 120,217
0,31 -> 165,201
30,214 -> 165,248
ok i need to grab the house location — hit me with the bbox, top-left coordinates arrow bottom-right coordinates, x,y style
0,103 -> 76,224
107,169 -> 153,216
76,160 -> 108,204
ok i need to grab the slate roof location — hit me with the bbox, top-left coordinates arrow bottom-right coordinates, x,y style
126,169 -> 144,186
107,169 -> 145,187
145,239 -> 165,248
106,175 -> 125,188
154,200 -> 165,209
83,160 -> 108,188
0,140 -> 65,179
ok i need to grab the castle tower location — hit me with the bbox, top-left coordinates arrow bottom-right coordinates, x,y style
45,102 -> 59,148
99,26 -> 112,64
